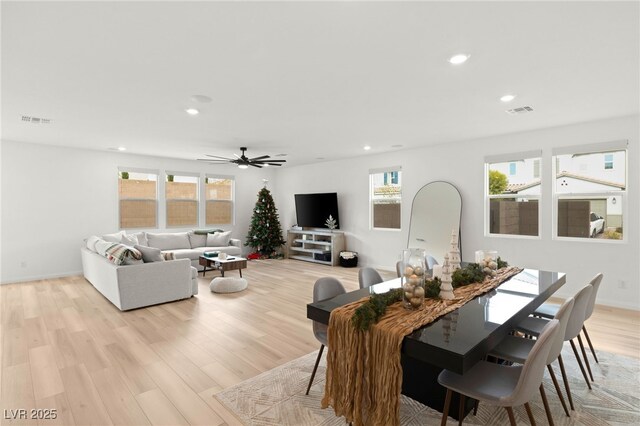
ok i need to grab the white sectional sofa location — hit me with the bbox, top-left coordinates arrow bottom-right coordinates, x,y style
81,230 -> 243,310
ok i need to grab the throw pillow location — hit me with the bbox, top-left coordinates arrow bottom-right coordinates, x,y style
134,244 -> 164,263
131,231 -> 148,246
86,236 -> 101,252
95,240 -> 116,257
102,230 -> 126,243
188,231 -> 207,248
162,252 -> 176,261
206,231 -> 232,247
121,234 -> 138,245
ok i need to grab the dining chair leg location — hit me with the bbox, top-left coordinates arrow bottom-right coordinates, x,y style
306,345 -> 324,395
570,339 -> 592,389
577,334 -> 594,382
524,402 -> 536,426
505,406 -> 517,426
539,384 -> 554,426
557,355 -> 575,410
547,364 -> 570,417
441,389 -> 452,426
582,325 -> 599,363
458,394 -> 466,426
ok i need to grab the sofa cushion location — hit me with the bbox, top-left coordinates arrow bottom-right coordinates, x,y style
146,232 -> 191,250
86,236 -> 101,252
120,234 -> 138,245
102,231 -> 126,243
95,239 -> 116,256
206,231 -> 231,247
169,248 -> 203,261
131,231 -> 148,246
188,231 -> 207,249
104,243 -> 143,266
134,244 -> 164,263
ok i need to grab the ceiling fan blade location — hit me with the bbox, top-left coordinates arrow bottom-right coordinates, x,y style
206,154 -> 234,160
255,159 -> 286,163
197,158 -> 228,162
265,163 -> 282,166
248,163 -> 262,168
233,153 -> 242,159
249,155 -> 270,161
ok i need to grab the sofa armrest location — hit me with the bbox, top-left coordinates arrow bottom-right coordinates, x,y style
230,238 -> 243,249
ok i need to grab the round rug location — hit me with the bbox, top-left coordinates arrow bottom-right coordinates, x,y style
210,277 -> 248,293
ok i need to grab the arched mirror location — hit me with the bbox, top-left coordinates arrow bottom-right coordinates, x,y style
407,181 -> 462,264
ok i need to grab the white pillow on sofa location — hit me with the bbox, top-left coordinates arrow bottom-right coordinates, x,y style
206,231 -> 232,247
134,244 -> 165,263
121,234 -> 138,245
102,230 -> 126,243
86,236 -> 101,252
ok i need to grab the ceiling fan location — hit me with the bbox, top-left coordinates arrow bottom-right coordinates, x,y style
197,147 -> 286,169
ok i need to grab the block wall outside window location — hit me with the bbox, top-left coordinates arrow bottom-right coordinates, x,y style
119,171 -> 158,229
206,177 -> 234,225
370,169 -> 401,230
166,174 -> 198,227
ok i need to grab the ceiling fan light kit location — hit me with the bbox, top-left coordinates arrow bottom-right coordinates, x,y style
198,147 -> 286,169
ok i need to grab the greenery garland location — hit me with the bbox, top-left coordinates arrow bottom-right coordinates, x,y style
351,289 -> 402,331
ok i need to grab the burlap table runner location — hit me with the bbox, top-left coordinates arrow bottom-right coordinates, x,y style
321,266 -> 523,426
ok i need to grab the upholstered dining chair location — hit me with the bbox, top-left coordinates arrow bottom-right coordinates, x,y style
490,297 -> 575,425
358,267 -> 383,289
517,284 -> 593,410
306,277 -> 346,395
438,320 -> 560,426
535,273 -> 603,377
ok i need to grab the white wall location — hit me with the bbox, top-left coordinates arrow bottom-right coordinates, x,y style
0,141 -> 275,282
274,115 -> 639,310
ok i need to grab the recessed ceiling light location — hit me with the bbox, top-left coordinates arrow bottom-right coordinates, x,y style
191,95 -> 212,103
500,94 -> 517,102
185,108 -> 199,115
448,54 -> 470,65
238,164 -> 249,169
363,145 -> 371,151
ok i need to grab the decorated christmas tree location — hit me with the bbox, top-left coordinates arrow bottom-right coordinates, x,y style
246,185 -> 285,258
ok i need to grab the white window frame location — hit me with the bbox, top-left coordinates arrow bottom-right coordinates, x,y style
369,167 -> 402,231
552,141 -> 628,243
117,166 -> 159,230
484,151 -> 542,239
165,171 -> 200,229
204,174 -> 235,226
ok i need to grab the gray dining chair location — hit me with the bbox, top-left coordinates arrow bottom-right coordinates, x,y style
535,273 -> 603,374
517,284 -> 593,410
438,320 -> 560,426
490,297 -> 575,424
306,277 -> 346,395
396,260 -> 403,278
358,267 -> 383,289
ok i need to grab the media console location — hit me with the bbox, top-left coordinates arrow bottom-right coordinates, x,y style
286,229 -> 345,266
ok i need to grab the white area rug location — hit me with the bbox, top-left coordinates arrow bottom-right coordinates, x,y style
216,347 -> 640,425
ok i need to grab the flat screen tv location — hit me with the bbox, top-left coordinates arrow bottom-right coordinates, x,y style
294,192 -> 340,229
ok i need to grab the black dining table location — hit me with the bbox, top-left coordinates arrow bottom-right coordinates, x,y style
306,268 -> 566,419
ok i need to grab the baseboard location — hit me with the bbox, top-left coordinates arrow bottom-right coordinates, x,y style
0,270 -> 83,285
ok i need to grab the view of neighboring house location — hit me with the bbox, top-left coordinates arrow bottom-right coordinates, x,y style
488,149 -> 626,239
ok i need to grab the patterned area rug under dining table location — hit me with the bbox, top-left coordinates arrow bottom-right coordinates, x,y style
215,347 -> 640,425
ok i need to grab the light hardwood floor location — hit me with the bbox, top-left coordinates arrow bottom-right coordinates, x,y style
1,259 -> 638,425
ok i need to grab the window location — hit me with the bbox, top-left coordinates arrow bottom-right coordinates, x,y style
370,168 -> 401,229
118,169 -> 157,229
485,152 -> 541,237
205,176 -> 234,225
553,141 -> 626,240
604,154 -> 614,170
166,173 -> 198,227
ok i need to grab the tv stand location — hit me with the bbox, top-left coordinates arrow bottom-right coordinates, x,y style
286,229 -> 345,266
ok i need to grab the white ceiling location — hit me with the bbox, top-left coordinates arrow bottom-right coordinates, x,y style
2,1 -> 639,166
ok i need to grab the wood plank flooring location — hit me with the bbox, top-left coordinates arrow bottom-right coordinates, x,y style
1,259 -> 638,425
